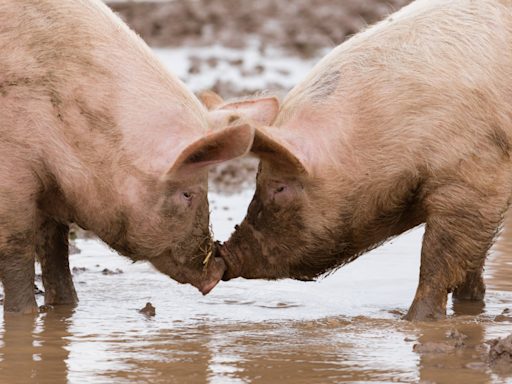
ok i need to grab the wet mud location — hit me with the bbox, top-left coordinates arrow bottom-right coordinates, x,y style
108,0 -> 412,57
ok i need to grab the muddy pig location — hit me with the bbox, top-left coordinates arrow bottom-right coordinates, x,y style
212,0 -> 512,320
0,0 -> 255,314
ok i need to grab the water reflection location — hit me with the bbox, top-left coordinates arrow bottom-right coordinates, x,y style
0,306 -> 73,384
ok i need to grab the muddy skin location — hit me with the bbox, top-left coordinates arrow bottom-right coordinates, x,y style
35,212 -> 78,306
221,162 -> 506,321
218,0 -> 512,321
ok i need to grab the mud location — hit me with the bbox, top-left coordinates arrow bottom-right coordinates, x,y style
139,302 -> 156,316
102,268 -> 124,275
413,342 -> 455,354
108,0 -> 412,57
209,156 -> 259,195
486,334 -> 512,373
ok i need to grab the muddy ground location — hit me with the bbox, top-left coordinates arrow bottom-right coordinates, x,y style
109,0 -> 412,58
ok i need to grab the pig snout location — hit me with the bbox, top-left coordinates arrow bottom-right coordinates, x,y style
199,255 -> 227,295
216,240 -> 243,281
151,250 -> 226,295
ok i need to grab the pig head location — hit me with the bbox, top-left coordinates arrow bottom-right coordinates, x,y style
198,92 -> 347,282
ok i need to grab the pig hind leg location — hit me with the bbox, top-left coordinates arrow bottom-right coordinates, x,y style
404,185 -> 507,321
452,269 -> 485,301
35,212 -> 78,306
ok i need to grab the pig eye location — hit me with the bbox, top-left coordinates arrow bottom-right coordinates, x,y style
182,192 -> 194,201
275,186 -> 286,193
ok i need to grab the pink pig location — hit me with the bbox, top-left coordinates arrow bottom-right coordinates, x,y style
0,0 -> 254,314
214,0 -> 512,320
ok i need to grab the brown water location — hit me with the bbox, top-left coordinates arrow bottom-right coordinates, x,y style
1,191 -> 512,384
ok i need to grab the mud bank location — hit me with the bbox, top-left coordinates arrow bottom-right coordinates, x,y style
108,0 -> 412,56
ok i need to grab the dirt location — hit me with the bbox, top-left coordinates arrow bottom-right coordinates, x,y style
209,156 -> 259,195
485,334 -> 512,373
72,266 -> 88,275
413,342 -> 455,354
447,329 -> 466,348
102,268 -> 124,275
139,302 -> 156,316
108,0 -> 412,58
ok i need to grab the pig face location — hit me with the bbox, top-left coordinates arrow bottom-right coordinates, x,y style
107,124 -> 255,294
197,93 -> 345,282
220,127 -> 345,282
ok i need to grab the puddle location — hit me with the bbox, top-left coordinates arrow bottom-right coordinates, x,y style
1,189 -> 512,383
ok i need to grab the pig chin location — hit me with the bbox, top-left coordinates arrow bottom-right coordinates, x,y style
150,251 -> 227,295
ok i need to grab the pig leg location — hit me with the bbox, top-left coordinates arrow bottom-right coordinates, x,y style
404,188 -> 505,321
0,213 -> 38,314
452,270 -> 485,301
35,212 -> 78,306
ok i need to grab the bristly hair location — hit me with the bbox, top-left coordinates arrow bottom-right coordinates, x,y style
224,90 -> 285,106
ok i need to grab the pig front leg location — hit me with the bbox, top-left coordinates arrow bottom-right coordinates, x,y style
404,188 -> 505,321
0,228 -> 38,314
35,212 -> 78,306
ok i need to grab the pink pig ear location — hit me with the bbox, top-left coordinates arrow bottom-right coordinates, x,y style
219,97 -> 280,126
197,90 -> 225,111
163,124 -> 255,179
251,128 -> 308,175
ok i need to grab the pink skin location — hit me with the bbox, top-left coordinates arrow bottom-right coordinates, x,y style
0,0 -> 254,313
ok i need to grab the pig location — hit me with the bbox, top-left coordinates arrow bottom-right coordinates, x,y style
0,0 -> 255,314
212,0 -> 512,320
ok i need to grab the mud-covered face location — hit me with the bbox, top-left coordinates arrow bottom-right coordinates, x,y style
107,123 -> 255,295
221,161 -> 342,281
149,176 -> 225,295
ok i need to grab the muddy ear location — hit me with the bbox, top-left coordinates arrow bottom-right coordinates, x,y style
197,90 -> 225,111
220,97 -> 279,126
252,128 -> 308,175
163,124 -> 255,179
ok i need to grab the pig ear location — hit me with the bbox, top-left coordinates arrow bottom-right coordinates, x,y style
252,128 -> 308,175
163,124 -> 255,179
197,90 -> 225,111
219,97 -> 279,126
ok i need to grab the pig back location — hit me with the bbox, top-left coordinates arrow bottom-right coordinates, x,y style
0,0 -> 208,224
277,0 -> 512,180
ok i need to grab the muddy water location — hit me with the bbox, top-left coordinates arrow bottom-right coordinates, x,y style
1,190 -> 512,384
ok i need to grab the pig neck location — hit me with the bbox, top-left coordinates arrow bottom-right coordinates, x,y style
329,155 -> 426,267
279,115 -> 426,268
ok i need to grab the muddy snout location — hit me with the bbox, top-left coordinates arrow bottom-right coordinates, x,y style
215,241 -> 243,281
199,249 -> 227,295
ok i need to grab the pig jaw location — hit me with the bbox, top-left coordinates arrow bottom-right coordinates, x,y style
150,248 -> 227,295
220,218 -> 343,282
